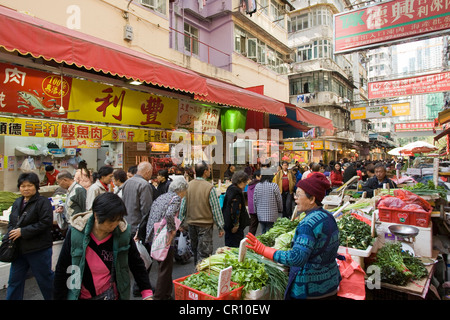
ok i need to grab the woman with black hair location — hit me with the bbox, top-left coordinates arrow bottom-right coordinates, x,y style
6,172 -> 54,300
85,166 -> 114,211
74,160 -> 92,190
153,169 -> 172,201
53,192 -> 153,300
222,171 -> 250,247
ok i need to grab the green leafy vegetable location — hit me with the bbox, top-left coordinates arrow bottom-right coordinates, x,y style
370,242 -> 428,286
337,213 -> 374,250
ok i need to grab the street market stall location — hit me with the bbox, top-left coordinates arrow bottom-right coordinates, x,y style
174,166 -> 449,300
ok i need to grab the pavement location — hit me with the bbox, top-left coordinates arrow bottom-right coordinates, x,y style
0,226 -> 253,300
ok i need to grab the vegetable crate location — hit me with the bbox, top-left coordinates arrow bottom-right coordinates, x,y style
173,273 -> 243,301
377,207 -> 431,228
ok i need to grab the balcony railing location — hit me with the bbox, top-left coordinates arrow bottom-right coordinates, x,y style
169,27 -> 232,71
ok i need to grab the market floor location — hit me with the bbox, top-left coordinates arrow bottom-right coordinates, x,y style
0,226 -> 254,300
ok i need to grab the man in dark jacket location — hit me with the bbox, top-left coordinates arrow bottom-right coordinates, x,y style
363,163 -> 397,197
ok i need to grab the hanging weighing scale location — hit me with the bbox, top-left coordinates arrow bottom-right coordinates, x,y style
388,224 -> 420,256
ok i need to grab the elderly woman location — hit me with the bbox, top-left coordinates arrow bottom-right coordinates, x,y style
222,170 -> 250,247
6,172 -> 54,300
145,177 -> 188,300
246,173 -> 341,300
53,192 -> 153,300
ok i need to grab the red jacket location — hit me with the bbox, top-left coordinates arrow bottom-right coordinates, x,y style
330,170 -> 343,187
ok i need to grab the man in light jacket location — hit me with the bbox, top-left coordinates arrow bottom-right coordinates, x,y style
121,161 -> 154,239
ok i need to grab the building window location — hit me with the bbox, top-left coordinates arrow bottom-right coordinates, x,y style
184,23 -> 199,55
234,26 -> 287,74
313,39 -> 331,59
290,13 -> 310,32
313,8 -> 331,26
270,0 -> 285,28
140,0 -> 166,15
260,0 -> 269,15
297,45 -> 312,62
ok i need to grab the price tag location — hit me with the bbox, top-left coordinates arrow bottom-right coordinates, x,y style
238,237 -> 248,262
217,266 -> 232,297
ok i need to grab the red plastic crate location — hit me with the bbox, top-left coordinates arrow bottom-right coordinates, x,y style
173,273 -> 243,300
378,207 -> 431,227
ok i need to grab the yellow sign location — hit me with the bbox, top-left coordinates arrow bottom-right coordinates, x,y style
351,103 -> 410,120
151,142 -> 170,152
0,117 -> 147,143
69,79 -> 179,129
350,107 -> 367,120
392,103 -> 410,117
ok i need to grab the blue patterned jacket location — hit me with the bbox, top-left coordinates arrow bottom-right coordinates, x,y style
273,207 -> 341,299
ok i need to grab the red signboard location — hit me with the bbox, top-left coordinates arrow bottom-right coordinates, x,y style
334,0 -> 450,54
0,62 -> 71,118
395,122 -> 442,132
368,71 -> 450,99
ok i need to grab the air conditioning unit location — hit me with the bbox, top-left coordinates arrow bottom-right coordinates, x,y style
140,0 -> 155,9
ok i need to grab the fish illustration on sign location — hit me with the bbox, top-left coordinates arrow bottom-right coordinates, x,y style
17,91 -> 57,113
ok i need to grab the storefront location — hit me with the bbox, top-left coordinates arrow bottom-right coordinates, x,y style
282,139 -> 343,165
0,6 -> 288,187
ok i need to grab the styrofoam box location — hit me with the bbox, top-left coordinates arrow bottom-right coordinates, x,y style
373,220 -> 433,257
338,245 -> 373,258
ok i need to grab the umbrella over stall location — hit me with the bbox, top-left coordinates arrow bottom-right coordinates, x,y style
400,141 -> 438,154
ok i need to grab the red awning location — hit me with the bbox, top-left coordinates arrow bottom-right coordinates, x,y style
294,105 -> 334,131
194,78 -> 287,116
275,116 -> 310,132
0,6 -> 207,96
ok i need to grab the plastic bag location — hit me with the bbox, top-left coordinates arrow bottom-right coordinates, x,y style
377,196 -> 405,209
402,204 -> 427,213
136,240 -> 152,270
174,231 -> 193,263
394,189 -> 431,212
337,252 -> 366,300
20,157 -> 35,172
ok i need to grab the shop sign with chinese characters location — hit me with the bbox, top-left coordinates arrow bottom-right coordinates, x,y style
350,102 -> 410,120
394,122 -> 442,132
334,0 -> 450,54
177,100 -> 220,132
0,62 -> 71,118
69,79 -> 179,129
368,72 -> 450,99
0,117 -> 147,148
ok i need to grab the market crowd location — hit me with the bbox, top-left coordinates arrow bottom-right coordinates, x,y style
2,157 -> 403,301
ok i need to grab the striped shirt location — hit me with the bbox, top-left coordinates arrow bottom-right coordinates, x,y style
179,178 -> 224,231
253,181 -> 283,222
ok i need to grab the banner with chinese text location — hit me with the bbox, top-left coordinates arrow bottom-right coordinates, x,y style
0,117 -> 147,146
177,100 -> 220,131
395,122 -> 442,132
368,72 -> 450,99
0,62 -> 71,118
69,79 -> 179,129
334,0 -> 450,53
350,102 -> 410,119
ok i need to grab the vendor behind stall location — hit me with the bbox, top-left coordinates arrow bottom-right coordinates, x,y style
41,165 -> 59,186
362,163 -> 397,197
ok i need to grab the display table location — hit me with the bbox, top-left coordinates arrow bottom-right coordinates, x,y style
366,250 -> 440,300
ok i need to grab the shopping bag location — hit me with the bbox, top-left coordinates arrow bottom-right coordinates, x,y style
136,240 -> 152,269
150,216 -> 182,261
336,252 -> 366,300
174,231 -> 193,263
150,218 -> 169,262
